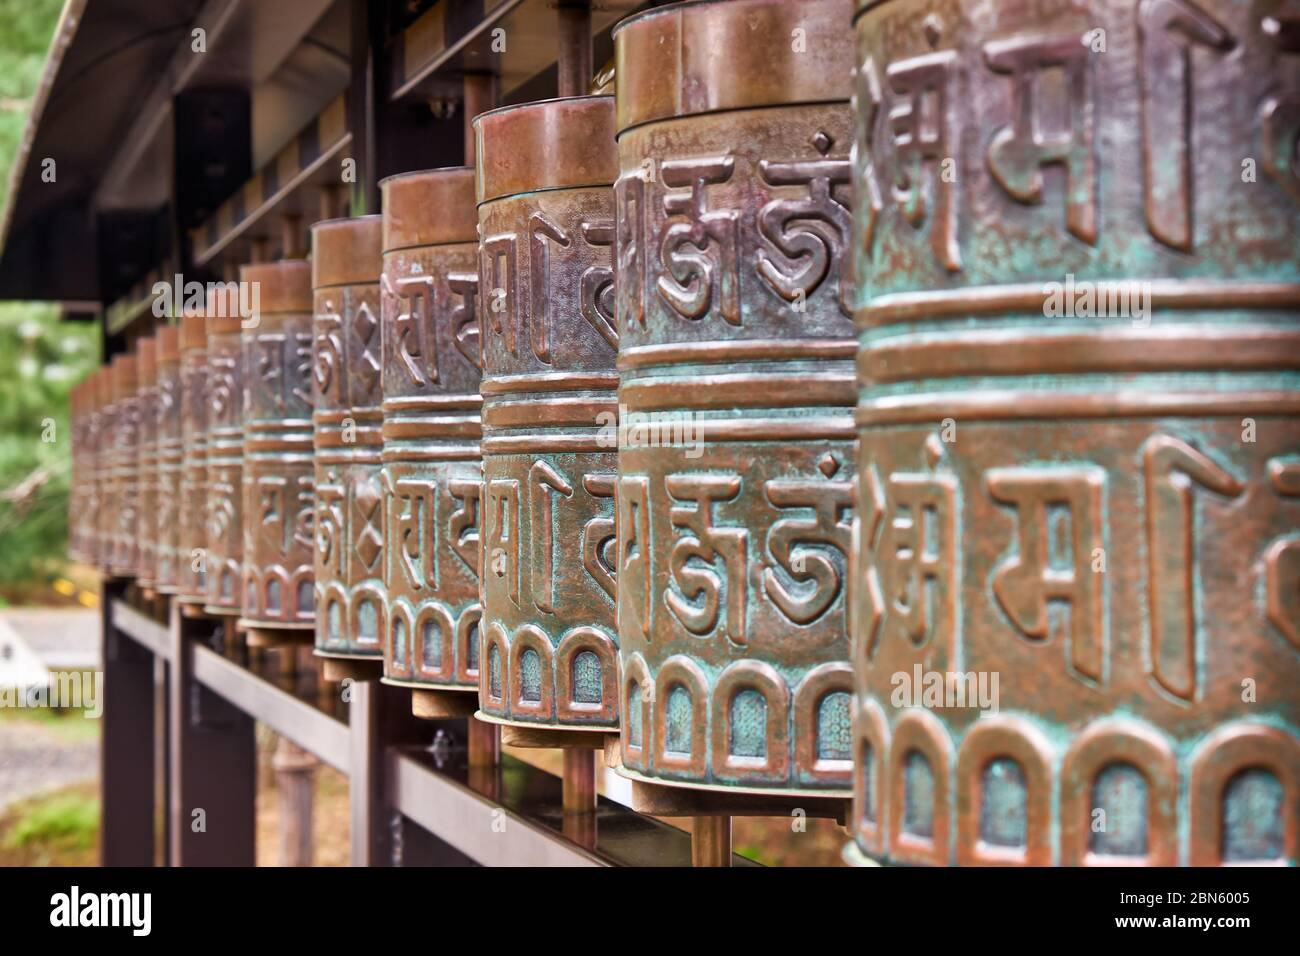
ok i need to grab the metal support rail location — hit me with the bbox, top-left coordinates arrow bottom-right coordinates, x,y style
104,587 -> 752,867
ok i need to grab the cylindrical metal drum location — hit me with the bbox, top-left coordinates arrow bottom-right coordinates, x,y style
612,0 -> 857,795
473,96 -> 622,734
135,335 -> 159,585
96,366 -> 116,573
153,326 -> 183,593
849,0 -> 1300,866
204,286 -> 246,615
379,169 -> 483,691
178,312 -> 210,607
108,353 -> 140,577
240,260 -> 316,634
311,217 -> 385,660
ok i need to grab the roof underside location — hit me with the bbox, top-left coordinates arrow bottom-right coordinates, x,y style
0,0 -> 204,300
0,0 -> 346,303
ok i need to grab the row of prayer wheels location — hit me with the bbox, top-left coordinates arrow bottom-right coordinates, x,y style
68,0 -> 1298,866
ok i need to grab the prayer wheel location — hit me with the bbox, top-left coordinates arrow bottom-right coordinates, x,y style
108,353 -> 140,577
612,0 -> 857,795
178,312 -> 210,607
153,326 -> 183,593
379,169 -> 483,692
135,336 -> 158,585
849,0 -> 1300,866
473,96 -> 622,734
204,286 -> 246,615
312,216 -> 385,661
240,260 -> 316,635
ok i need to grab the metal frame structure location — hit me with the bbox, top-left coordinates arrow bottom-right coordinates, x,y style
103,572 -> 753,867
0,0 -> 765,867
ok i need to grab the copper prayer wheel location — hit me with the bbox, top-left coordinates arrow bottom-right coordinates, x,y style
204,285 -> 246,615
849,0 -> 1300,866
378,169 -> 483,691
134,335 -> 159,585
153,326 -> 183,593
96,366 -> 116,572
240,260 -> 315,634
177,311 -> 210,606
311,216 -> 385,660
473,96 -> 622,734
108,353 -> 140,577
612,0 -> 857,796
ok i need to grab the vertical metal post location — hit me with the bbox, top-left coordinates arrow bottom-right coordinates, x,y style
467,718 -> 499,769
691,816 -> 732,868
556,1 -> 593,97
562,749 -> 597,815
349,0 -> 462,215
348,678 -> 430,866
462,74 -> 495,165
167,600 -> 257,865
100,580 -> 157,866
274,738 -> 317,867
561,748 -> 598,849
153,653 -> 170,866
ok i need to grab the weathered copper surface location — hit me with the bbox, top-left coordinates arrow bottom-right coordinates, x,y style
474,96 -> 621,732
240,260 -> 315,631
204,287 -> 246,614
850,0 -> 1300,865
379,168 -> 483,690
153,326 -> 183,593
312,216 -> 385,659
135,335 -> 158,585
177,312 -> 210,605
612,0 -> 857,794
108,353 -> 140,577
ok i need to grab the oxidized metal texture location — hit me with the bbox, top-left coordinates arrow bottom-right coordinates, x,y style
474,96 -> 622,732
177,312 -> 210,605
95,367 -> 116,572
135,336 -> 159,585
108,353 -> 140,576
850,0 -> 1300,866
379,169 -> 483,690
240,260 -> 315,632
312,216 -> 386,659
205,287 -> 246,614
613,0 -> 857,794
153,326 -> 183,592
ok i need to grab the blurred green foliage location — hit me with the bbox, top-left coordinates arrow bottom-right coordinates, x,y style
0,0 -> 98,594
0,0 -> 64,194
3,789 -> 99,851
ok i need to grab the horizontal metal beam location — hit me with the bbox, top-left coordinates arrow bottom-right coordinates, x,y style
388,747 -> 750,867
190,96 -> 351,267
389,748 -> 605,866
390,0 -> 526,102
191,643 -> 350,773
111,599 -> 171,661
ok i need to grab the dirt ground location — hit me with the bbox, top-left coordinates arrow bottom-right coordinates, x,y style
0,713 -> 98,811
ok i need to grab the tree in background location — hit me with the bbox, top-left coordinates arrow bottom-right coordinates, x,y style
0,0 -> 98,600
